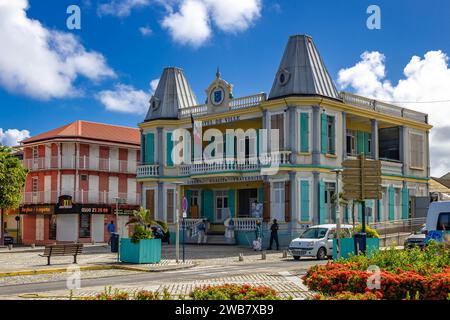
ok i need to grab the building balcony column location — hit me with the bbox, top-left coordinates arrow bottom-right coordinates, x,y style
371,119 -> 379,160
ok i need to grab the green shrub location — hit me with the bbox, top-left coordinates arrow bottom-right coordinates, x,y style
189,284 -> 282,300
130,225 -> 153,244
353,225 -> 379,238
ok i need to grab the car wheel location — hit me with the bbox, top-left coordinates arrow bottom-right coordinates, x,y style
293,256 -> 300,260
316,247 -> 327,260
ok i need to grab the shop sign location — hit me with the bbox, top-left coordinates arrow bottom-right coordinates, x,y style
81,206 -> 111,214
20,205 -> 55,215
58,195 -> 73,209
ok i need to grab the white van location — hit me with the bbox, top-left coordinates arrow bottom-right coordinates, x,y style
425,201 -> 450,243
288,224 -> 353,260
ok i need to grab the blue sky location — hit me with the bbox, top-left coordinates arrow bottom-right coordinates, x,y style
1,0 -> 450,174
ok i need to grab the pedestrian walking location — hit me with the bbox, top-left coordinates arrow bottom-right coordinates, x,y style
252,220 -> 262,251
268,219 -> 279,250
107,221 -> 115,245
197,219 -> 208,244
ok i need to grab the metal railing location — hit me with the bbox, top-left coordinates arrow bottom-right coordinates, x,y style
22,190 -> 141,205
369,217 -> 426,235
231,218 -> 263,231
23,156 -> 138,174
136,164 -> 160,177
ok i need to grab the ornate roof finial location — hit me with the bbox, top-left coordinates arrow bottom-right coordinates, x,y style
216,66 -> 221,79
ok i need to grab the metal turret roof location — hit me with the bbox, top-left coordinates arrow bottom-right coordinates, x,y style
145,67 -> 197,121
269,35 -> 340,100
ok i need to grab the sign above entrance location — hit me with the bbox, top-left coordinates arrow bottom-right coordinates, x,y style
20,205 -> 55,215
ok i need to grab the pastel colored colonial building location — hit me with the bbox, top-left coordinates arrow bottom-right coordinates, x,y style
137,35 -> 431,246
19,121 -> 140,245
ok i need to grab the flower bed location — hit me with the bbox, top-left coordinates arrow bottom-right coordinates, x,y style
189,284 -> 281,300
87,284 -> 283,300
303,244 -> 450,300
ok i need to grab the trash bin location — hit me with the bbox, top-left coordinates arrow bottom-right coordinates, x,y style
354,233 -> 367,255
111,233 -> 119,253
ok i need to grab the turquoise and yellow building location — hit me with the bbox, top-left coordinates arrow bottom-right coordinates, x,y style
137,35 -> 431,245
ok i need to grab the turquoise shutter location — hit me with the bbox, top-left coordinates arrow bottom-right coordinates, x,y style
319,180 -> 325,224
364,132 -> 370,156
228,189 -> 235,218
331,116 -> 336,154
202,190 -> 214,221
300,181 -> 310,221
358,202 -> 363,222
186,190 -> 192,217
145,133 -> 155,164
300,113 -> 310,153
378,199 -> 383,221
402,188 -> 409,219
388,186 -> 395,221
346,204 -> 351,223
366,200 -> 374,222
321,113 -> 327,154
141,134 -> 145,163
258,187 -> 264,203
166,132 -> 173,166
357,131 -> 364,155
256,130 -> 260,156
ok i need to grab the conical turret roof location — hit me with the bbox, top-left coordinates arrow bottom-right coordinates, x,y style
269,35 -> 339,100
145,67 -> 197,121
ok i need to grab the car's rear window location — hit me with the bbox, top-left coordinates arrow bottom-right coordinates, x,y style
437,212 -> 450,231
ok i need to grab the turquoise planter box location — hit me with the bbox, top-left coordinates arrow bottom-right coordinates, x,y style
120,238 -> 161,264
333,238 -> 380,260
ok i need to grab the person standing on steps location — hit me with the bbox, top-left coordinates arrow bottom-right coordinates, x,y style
268,219 -> 279,250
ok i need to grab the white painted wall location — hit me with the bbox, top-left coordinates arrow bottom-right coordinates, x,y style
89,175 -> 99,203
128,149 -> 137,173
56,214 -> 78,242
36,215 -> 44,241
109,176 -> 118,203
61,174 -> 75,197
92,215 -> 104,242
44,175 -> 52,203
110,148 -> 119,172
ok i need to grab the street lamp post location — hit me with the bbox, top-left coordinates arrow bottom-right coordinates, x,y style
332,169 -> 343,260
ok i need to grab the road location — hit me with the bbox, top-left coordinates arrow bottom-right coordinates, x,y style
0,258 -> 325,297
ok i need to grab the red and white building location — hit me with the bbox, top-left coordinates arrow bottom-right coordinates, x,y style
19,121 -> 141,245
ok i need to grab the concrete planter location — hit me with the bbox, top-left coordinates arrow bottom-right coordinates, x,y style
333,238 -> 380,260
120,238 -> 161,264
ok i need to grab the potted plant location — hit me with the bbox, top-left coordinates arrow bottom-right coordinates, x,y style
333,224 -> 380,259
119,207 -> 168,264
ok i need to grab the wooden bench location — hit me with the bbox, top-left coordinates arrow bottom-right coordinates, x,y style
40,244 -> 84,265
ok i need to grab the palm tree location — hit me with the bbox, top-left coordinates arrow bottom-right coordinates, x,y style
126,207 -> 168,242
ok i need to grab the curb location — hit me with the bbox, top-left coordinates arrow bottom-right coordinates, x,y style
0,262 -> 197,277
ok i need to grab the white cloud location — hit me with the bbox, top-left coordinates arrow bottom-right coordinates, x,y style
161,0 -> 261,47
150,78 -> 159,92
0,128 -> 30,147
139,26 -> 153,36
97,84 -> 150,114
98,0 -> 150,17
204,0 -> 261,32
161,0 -> 211,48
0,0 -> 115,100
338,50 -> 450,177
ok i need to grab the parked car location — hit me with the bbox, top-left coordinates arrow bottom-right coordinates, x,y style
404,233 -> 427,249
288,224 -> 353,260
424,201 -> 450,244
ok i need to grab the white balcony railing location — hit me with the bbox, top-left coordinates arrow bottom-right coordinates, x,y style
174,151 -> 291,176
22,191 -> 141,206
231,218 -> 263,231
23,156 -> 138,174
136,164 -> 160,178
340,92 -> 428,124
179,93 -> 266,118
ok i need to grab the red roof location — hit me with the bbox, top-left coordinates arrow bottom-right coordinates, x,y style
22,121 -> 140,146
